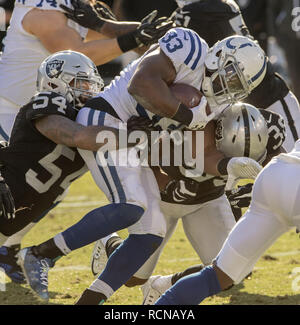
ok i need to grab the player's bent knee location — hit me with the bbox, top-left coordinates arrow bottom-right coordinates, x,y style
118,203 -> 145,226
213,264 -> 234,290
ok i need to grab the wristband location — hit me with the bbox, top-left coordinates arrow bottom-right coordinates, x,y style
117,31 -> 139,53
216,157 -> 231,175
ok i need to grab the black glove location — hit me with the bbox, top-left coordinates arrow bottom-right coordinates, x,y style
226,183 -> 253,222
60,0 -> 112,33
117,10 -> 174,52
0,173 -> 15,220
94,1 -> 117,21
161,179 -> 199,203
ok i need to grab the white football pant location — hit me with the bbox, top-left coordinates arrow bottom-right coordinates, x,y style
76,107 -> 166,238
216,155 -> 300,283
133,194 -> 236,279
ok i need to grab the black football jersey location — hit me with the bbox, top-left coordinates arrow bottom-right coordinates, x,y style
0,92 -> 87,220
161,111 -> 286,205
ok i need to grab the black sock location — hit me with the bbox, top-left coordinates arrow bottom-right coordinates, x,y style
171,264 -> 205,285
75,289 -> 107,305
105,236 -> 123,258
32,238 -> 64,260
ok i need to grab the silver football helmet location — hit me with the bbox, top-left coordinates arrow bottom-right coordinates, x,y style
202,35 -> 267,107
215,102 -> 268,162
37,50 -> 104,109
175,0 -> 200,8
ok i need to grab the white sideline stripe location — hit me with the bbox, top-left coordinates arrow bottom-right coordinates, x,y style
49,250 -> 300,273
56,201 -> 107,208
50,265 -> 90,272
272,250 -> 300,257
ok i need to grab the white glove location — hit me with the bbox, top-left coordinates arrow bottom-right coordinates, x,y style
188,97 -> 229,130
225,157 -> 263,191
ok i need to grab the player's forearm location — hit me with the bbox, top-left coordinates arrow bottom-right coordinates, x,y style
100,21 -> 140,38
74,38 -> 123,66
74,125 -> 120,151
35,115 -> 123,151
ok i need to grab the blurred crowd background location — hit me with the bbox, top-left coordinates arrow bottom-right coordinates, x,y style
1,0 -> 300,101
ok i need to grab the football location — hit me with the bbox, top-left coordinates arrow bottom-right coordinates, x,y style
169,83 -> 203,108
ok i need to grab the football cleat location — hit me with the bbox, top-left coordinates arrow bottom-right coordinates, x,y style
0,245 -> 25,284
141,275 -> 164,305
91,240 -> 108,276
17,247 -> 54,301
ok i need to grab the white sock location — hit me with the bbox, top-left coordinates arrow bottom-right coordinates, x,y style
89,279 -> 114,299
53,233 -> 71,255
152,275 -> 173,293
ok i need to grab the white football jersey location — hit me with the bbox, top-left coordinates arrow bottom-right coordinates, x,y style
0,0 -> 88,107
99,27 -> 209,125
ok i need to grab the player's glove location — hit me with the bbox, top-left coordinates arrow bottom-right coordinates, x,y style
134,10 -> 174,46
225,157 -> 262,190
188,98 -> 229,130
0,173 -> 15,220
161,179 -> 199,203
226,183 -> 253,221
60,0 -> 111,33
117,10 -> 174,52
94,1 -> 117,21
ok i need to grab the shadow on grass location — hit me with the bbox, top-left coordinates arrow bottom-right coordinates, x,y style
215,280 -> 300,305
0,282 -> 62,305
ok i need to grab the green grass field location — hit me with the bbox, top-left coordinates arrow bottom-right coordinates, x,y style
1,172 -> 300,305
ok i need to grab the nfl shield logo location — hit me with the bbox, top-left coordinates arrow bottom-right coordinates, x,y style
46,59 -> 65,79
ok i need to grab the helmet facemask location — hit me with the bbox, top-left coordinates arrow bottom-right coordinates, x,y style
67,72 -> 104,109
203,53 -> 250,107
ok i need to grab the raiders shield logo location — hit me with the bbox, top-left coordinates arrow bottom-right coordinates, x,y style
215,119 -> 224,143
46,59 -> 65,79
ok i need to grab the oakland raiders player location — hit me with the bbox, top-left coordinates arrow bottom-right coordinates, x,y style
0,0 -> 172,281
155,138 -> 300,305
17,27 -> 266,304
0,50 -> 134,284
90,103 -> 286,304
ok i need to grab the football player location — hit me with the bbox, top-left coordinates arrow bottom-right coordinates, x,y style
155,137 -> 300,305
18,26 -> 267,304
168,0 -> 300,221
0,0 -> 172,279
171,0 -> 299,153
0,50 -> 134,287
90,103 -> 287,304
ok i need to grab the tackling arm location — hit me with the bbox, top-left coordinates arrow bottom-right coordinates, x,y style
34,115 -> 120,152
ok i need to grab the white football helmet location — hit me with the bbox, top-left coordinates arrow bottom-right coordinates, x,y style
37,50 -> 104,109
215,102 -> 268,162
202,35 -> 267,107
